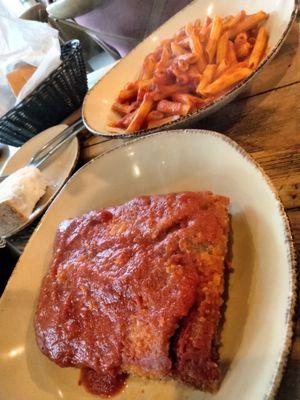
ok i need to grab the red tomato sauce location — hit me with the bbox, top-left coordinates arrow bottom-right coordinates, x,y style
79,368 -> 127,397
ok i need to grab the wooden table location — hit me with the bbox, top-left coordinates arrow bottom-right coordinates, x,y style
0,17 -> 299,400
80,19 -> 300,399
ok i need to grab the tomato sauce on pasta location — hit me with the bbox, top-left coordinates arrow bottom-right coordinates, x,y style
108,10 -> 269,133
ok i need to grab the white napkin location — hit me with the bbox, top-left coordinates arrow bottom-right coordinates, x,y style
0,10 -> 61,118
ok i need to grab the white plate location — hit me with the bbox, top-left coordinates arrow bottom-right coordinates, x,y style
0,130 -> 295,400
0,124 -> 79,238
83,0 -> 297,137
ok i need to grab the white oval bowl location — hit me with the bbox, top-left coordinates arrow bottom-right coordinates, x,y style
0,130 -> 296,400
83,0 -> 297,137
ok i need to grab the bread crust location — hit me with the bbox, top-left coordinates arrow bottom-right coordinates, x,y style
0,200 -> 27,236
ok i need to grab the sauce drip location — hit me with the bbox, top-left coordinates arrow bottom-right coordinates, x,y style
80,368 -> 127,397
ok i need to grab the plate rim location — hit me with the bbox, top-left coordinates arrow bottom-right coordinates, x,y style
82,0 -> 298,138
0,125 -> 80,238
1,129 -> 296,400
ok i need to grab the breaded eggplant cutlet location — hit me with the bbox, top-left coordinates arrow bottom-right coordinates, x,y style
35,192 -> 229,393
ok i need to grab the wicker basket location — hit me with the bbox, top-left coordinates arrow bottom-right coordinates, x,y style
0,40 -> 87,147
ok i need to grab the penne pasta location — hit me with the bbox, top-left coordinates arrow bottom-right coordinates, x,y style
152,45 -> 163,60
177,53 -> 199,64
173,27 -> 186,41
126,93 -> 153,132
146,110 -> 165,122
141,54 -> 156,80
176,73 -> 190,85
169,61 -> 188,81
152,84 -> 190,101
172,93 -> 205,106
237,60 -> 250,68
248,26 -> 268,69
176,53 -> 199,72
159,38 -> 172,48
227,40 -> 238,64
248,36 -> 257,46
154,69 -> 173,85
196,64 -> 217,93
194,18 -> 202,35
235,41 -> 252,60
111,102 -> 136,115
124,82 -> 137,90
220,60 -> 250,77
196,57 -> 207,74
204,22 -> 213,42
222,10 -> 246,31
215,59 -> 230,78
228,11 -> 268,40
200,16 -> 212,42
185,21 -> 194,37
156,45 -> 171,70
118,87 -> 138,103
186,23 -> 207,72
234,32 -> 248,46
109,10 -> 269,133
113,110 -> 137,129
137,79 -> 155,91
177,37 -> 191,50
206,16 -> 223,63
171,42 -> 186,56
177,59 -> 189,72
172,93 -> 205,112
157,99 -> 190,116
187,65 -> 202,81
172,93 -> 193,105
199,67 -> 252,96
222,15 -> 232,24
217,31 -> 229,64
136,87 -> 147,103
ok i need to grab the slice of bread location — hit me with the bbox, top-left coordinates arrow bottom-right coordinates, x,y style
0,166 -> 47,236
0,201 -> 27,237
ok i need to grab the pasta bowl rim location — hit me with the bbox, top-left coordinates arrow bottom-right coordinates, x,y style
82,0 -> 298,138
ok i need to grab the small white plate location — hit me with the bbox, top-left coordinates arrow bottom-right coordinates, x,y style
83,0 -> 297,137
0,130 -> 296,400
0,124 -> 79,238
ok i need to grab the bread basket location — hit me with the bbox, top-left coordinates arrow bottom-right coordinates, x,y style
0,40 -> 87,147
